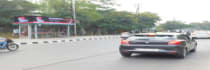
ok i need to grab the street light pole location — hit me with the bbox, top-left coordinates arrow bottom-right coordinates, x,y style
72,0 -> 77,36
136,3 -> 141,32
136,3 -> 140,17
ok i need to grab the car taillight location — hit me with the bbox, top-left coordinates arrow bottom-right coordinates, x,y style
168,40 -> 181,45
121,40 -> 130,45
192,33 -> 196,35
148,33 -> 155,37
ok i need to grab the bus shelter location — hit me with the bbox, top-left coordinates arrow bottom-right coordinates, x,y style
14,16 -> 74,39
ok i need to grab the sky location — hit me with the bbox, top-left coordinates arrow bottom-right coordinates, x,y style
114,0 -> 210,23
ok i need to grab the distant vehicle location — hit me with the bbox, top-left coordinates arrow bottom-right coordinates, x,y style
120,32 -> 130,40
119,33 -> 197,58
191,31 -> 210,39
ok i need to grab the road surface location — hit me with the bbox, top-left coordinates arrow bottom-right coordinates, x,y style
1,39 -> 210,70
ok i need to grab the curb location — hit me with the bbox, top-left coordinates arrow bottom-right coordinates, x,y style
15,36 -> 120,45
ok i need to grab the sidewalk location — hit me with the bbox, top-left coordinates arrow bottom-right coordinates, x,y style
14,35 -> 120,45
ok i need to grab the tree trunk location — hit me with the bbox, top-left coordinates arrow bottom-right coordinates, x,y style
80,27 -> 87,35
96,28 -> 102,35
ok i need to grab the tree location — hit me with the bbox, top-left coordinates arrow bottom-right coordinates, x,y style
0,0 -> 38,26
97,11 -> 138,34
40,0 -> 118,35
40,0 -> 161,35
137,12 -> 161,28
156,20 -> 189,31
189,21 -> 210,30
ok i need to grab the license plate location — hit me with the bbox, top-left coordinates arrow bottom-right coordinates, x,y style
135,48 -> 160,52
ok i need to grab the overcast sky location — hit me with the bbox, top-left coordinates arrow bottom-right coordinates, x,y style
114,0 -> 210,23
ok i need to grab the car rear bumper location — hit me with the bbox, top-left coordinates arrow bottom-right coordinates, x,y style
120,45 -> 184,54
126,48 -> 177,54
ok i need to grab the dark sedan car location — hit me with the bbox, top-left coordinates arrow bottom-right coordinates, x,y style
119,33 -> 197,58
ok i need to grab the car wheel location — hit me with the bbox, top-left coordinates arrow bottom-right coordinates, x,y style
7,43 -> 19,51
176,48 -> 187,59
120,52 -> 132,57
190,47 -> 197,52
190,48 -> 196,52
119,47 -> 132,57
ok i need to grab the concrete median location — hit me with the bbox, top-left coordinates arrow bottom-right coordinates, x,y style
14,35 -> 120,45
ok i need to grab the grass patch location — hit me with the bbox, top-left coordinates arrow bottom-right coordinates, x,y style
0,32 -> 18,39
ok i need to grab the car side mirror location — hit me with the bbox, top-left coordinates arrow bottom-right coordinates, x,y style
186,32 -> 191,36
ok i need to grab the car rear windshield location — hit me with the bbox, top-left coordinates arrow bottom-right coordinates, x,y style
128,35 -> 175,40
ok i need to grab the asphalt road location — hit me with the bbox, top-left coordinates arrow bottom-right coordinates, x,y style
1,39 -> 210,70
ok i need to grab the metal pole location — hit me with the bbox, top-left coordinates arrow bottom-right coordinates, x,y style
28,24 -> 32,39
72,0 -> 77,36
67,24 -> 70,37
19,24 -> 21,39
136,3 -> 141,32
136,3 -> 140,17
34,24 -> 38,39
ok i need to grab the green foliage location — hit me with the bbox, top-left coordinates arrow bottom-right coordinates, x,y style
40,0 -> 161,35
157,20 -> 210,31
0,0 -> 161,35
189,21 -> 210,30
138,12 -> 161,28
156,20 -> 189,31
99,11 -> 138,32
0,0 -> 38,26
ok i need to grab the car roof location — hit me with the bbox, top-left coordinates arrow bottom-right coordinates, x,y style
135,32 -> 183,36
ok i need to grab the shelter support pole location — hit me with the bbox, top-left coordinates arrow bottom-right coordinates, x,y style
34,24 -> 38,39
18,24 -> 21,39
28,24 -> 32,39
72,0 -> 77,36
67,25 -> 70,37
